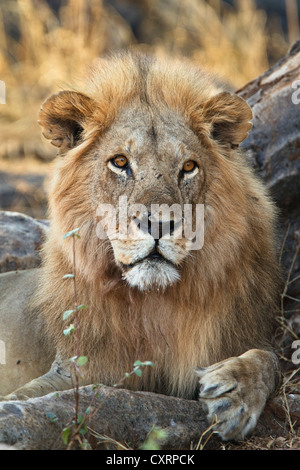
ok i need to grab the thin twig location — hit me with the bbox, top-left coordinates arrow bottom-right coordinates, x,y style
194,419 -> 218,450
279,223 -> 290,264
65,234 -> 82,449
281,246 -> 300,314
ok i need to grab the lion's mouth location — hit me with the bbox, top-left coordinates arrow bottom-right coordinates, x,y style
120,248 -> 170,271
147,249 -> 165,261
120,247 -> 181,290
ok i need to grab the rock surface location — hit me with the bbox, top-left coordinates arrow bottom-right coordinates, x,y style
0,211 -> 48,273
238,41 -> 300,368
0,171 -> 48,219
238,41 -> 300,296
0,385 -> 298,450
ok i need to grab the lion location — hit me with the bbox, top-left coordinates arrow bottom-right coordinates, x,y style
0,51 -> 282,441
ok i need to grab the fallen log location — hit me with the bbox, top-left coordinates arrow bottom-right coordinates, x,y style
0,385 -> 299,450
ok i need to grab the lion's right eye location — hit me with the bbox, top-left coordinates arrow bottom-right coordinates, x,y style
111,155 -> 128,168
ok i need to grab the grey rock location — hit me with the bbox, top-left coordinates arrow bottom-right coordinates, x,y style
238,40 -> 300,211
0,385 -> 297,450
0,211 -> 49,273
238,42 -> 300,360
0,171 -> 48,220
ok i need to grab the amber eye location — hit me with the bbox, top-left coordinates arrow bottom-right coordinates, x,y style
183,160 -> 196,173
112,155 -> 128,168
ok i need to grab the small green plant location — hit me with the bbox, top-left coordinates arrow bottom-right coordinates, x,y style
61,227 -> 89,448
121,360 -> 154,382
140,427 -> 168,450
57,227 -> 154,449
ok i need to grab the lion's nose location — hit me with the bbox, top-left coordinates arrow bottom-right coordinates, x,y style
148,216 -> 175,239
133,212 -> 175,239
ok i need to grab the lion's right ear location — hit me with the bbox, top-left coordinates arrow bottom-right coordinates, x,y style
38,91 -> 96,153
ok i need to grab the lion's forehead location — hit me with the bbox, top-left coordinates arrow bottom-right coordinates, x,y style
101,104 -> 201,161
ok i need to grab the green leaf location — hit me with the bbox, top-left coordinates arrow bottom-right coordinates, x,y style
61,427 -> 71,445
46,412 -> 58,423
140,427 -> 168,451
92,383 -> 103,391
62,274 -> 75,279
63,309 -> 75,321
63,228 -> 81,239
63,324 -> 76,336
68,355 -> 78,363
79,424 -> 88,435
134,368 -> 142,377
77,356 -> 88,366
133,360 -> 154,368
142,361 -> 154,367
133,360 -> 143,367
77,304 -> 87,310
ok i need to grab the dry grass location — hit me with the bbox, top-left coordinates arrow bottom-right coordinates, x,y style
148,0 -> 271,86
0,0 -> 134,162
0,0 -> 289,164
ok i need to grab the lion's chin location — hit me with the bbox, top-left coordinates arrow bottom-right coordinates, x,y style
122,259 -> 180,291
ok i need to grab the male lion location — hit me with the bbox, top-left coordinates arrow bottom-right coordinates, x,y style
0,51 -> 281,441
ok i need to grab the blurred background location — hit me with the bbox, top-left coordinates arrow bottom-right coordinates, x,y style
0,0 -> 299,219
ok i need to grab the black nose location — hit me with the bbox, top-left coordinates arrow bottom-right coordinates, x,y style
133,212 -> 176,239
150,219 -> 175,238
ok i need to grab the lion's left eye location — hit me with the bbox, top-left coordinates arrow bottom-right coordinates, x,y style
112,155 -> 128,168
182,160 -> 197,173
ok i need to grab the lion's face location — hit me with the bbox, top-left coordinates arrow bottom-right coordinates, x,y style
39,52 -> 252,292
90,104 -> 207,290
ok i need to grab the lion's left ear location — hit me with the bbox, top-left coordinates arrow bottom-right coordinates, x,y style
202,91 -> 253,147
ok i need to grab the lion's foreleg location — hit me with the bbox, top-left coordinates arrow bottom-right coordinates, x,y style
0,356 -> 74,401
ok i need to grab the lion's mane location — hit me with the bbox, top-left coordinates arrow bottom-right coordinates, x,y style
34,52 -> 281,398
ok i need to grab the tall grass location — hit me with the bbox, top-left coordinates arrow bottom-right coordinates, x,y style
0,0 -> 288,161
0,0 -> 133,161
147,0 -> 271,86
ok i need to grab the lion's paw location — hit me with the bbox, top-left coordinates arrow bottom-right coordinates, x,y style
196,352 -> 272,441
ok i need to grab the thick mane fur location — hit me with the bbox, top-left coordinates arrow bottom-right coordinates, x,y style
34,51 -> 281,399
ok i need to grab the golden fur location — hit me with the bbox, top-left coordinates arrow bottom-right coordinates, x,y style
30,51 -> 281,400
31,50 -> 278,397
